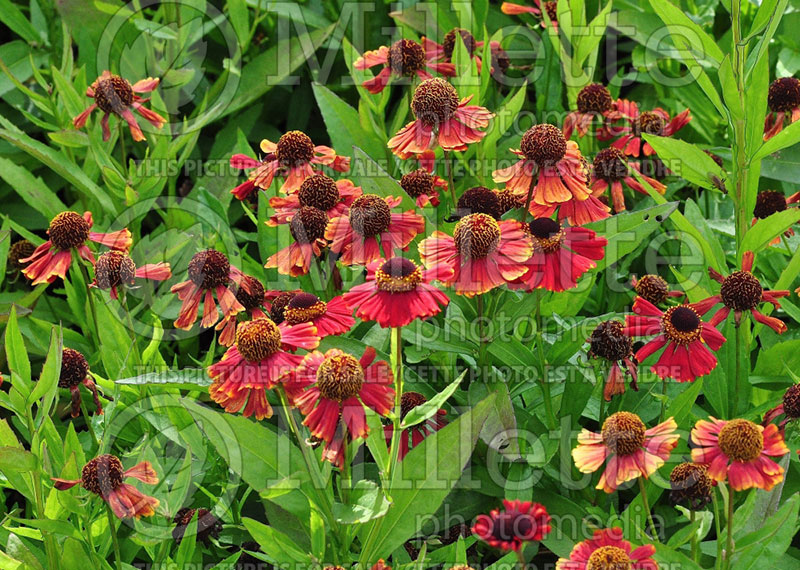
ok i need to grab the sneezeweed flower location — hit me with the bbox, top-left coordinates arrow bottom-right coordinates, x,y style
601,99 -> 691,157
752,190 -> 800,244
388,78 -> 494,158
509,218 -> 607,293
472,499 -> 551,552
172,508 -> 222,545
572,412 -> 679,493
73,71 -> 166,142
267,290 -> 303,324
354,38 -> 455,94
502,0 -> 559,29
400,168 -> 446,207
208,317 -> 320,420
383,391 -> 448,459
171,249 -> 245,330
21,211 -> 132,285
91,250 -> 171,300
59,348 -> 106,418
763,384 -> 800,431
556,527 -> 657,570
326,194 -> 425,266
215,275 -> 273,346
590,148 -> 666,213
342,257 -> 452,328
563,83 -> 614,139
588,320 -> 639,401
694,251 -> 790,333
419,213 -> 532,297
495,188 -> 524,214
492,124 -> 592,210
52,454 -> 159,519
267,175 -> 362,226
285,348 -> 395,467
424,29 -> 499,75
266,206 -> 329,277
456,186 -> 504,219
8,239 -> 35,273
691,417 -> 789,491
229,130 -> 350,198
669,462 -> 713,510
631,274 -> 684,305
624,297 -> 726,383
279,292 -> 354,338
764,77 -> 800,140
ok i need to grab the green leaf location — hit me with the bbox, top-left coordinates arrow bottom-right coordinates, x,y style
574,1 -> 612,67
647,0 -> 724,64
752,117 -> 800,161
732,494 -> 799,568
5,305 -> 31,390
665,377 -> 703,426
741,209 -> 800,254
333,480 -> 391,524
0,0 -> 42,44
29,325 -> 62,415
653,543 -> 703,569
312,84 -> 386,162
642,134 -> 726,191
0,157 -> 67,220
174,510 -> 199,567
243,518 -> 312,564
359,394 -> 494,563
401,370 -> 466,429
0,447 -> 37,472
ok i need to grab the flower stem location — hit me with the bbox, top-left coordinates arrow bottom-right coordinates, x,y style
638,476 -> 659,542
534,289 -> 556,429
515,547 -> 526,568
712,489 -> 723,569
725,488 -> 735,569
522,164 -> 536,224
77,261 -> 100,342
660,377 -> 668,422
690,509 -> 699,563
118,123 -> 128,180
106,505 -> 123,570
386,327 -> 404,479
477,294 -> 488,379
444,150 -> 457,209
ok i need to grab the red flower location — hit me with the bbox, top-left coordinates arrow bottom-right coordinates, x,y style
693,251 -> 790,333
53,454 -> 159,519
276,292 -> 354,338
326,195 -> 425,266
624,297 -> 726,383
265,206 -> 330,277
631,274 -> 684,305
556,527 -> 657,570
399,168 -> 447,208
73,71 -> 166,142
208,318 -> 320,420
21,211 -> 132,285
764,77 -> 800,140
90,250 -> 171,300
563,83 -> 614,140
170,249 -> 245,330
502,0 -> 559,29
600,99 -> 691,157
59,348 -> 108,418
354,39 -> 455,94
342,257 -> 451,328
528,194 -> 611,226
691,417 -> 789,491
572,412 -> 679,493
267,175 -> 362,226
589,148 -> 666,213
388,78 -> 493,158
419,213 -> 532,297
214,275 -> 279,346
285,348 -> 395,468
229,130 -> 350,198
508,218 -> 607,292
763,384 -> 800,431
493,124 -> 593,211
587,320 -> 639,402
423,29 -> 489,72
752,190 -> 800,246
382,391 -> 447,459
472,499 -> 551,552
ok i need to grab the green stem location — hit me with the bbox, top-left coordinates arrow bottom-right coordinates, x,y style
477,294 -> 488,379
77,261 -> 100,342
84,515 -> 102,570
725,488 -> 735,570
515,546 -> 526,568
118,123 -> 128,180
107,506 -> 123,570
386,327 -> 404,479
444,150 -> 457,209
534,290 -> 556,429
522,164 -> 537,224
25,411 -> 59,570
731,0 -> 749,251
660,378 -> 667,422
690,509 -> 699,563
712,489 -> 724,570
733,324 -> 743,416
638,476 -> 659,542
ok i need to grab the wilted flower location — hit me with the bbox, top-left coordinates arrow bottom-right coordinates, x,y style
73,71 -> 166,142
267,175 -> 362,226
172,508 -> 222,545
21,211 -> 132,286
631,274 -> 683,305
207,317 -> 320,420
388,78 -> 494,158
556,527 -> 657,570
694,251 -> 789,333
509,218 -> 607,292
53,454 -> 159,519
215,275 -> 273,346
572,412 -> 679,493
563,83 -> 614,139
601,99 -> 691,157
8,239 -> 35,272
588,320 -> 639,401
354,38 -> 455,94
455,186 -> 505,219
590,147 -> 666,213
764,77 -> 800,140
691,417 -> 788,491
419,213 -> 532,297
266,206 -> 330,277
624,297 -> 726,383
59,348 -> 107,418
229,130 -> 350,197
325,194 -> 425,266
763,384 -> 800,431
383,391 -> 448,459
502,0 -> 559,29
285,348 -> 395,468
400,168 -> 447,208
752,190 -> 800,245
342,257 -> 451,328
170,249 -> 245,330
91,250 -> 171,300
669,462 -> 713,510
472,499 -> 551,552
